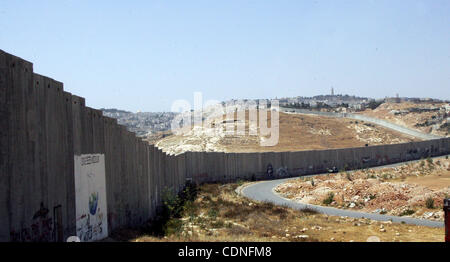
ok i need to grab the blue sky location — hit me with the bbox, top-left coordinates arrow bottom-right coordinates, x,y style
1,0 -> 449,112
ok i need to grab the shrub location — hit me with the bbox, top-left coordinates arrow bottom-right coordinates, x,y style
150,181 -> 199,236
211,220 -> 225,228
367,100 -> 383,110
322,192 -> 334,205
301,207 -> 318,215
164,218 -> 183,236
426,157 -> 433,165
399,209 -> 415,216
208,208 -> 219,219
425,197 -> 434,209
162,189 -> 183,219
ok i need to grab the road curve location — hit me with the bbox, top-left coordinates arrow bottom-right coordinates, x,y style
239,174 -> 445,228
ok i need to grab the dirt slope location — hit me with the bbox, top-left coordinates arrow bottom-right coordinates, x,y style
359,102 -> 449,137
275,157 -> 450,221
154,111 -> 418,154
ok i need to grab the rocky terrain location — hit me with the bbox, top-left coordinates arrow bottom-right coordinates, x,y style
154,110 -> 417,155
101,99 -> 449,140
109,183 -> 445,242
359,102 -> 449,137
275,156 -> 450,221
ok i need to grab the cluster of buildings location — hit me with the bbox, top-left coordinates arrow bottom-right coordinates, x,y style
277,94 -> 372,111
101,108 -> 178,137
102,92 -> 449,136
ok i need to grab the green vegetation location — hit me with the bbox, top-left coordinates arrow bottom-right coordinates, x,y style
207,208 -> 219,219
425,197 -> 435,209
146,181 -> 198,236
420,160 -> 425,168
322,192 -> 335,205
399,209 -> 415,216
367,100 -> 383,110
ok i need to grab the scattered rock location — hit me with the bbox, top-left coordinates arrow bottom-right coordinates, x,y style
424,212 -> 433,219
366,236 -> 381,242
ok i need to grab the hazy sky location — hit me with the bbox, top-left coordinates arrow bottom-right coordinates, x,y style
1,0 -> 449,112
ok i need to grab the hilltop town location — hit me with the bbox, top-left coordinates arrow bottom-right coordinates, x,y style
102,94 -> 449,140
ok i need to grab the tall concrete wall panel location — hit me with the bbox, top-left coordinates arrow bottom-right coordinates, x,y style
0,51 -> 12,241
1,51 -> 78,242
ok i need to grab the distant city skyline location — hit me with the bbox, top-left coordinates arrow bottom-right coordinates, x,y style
1,0 -> 449,112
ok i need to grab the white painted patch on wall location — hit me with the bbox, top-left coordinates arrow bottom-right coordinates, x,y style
74,154 -> 108,242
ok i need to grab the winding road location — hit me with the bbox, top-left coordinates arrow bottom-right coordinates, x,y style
239,110 -> 447,228
238,156 -> 449,228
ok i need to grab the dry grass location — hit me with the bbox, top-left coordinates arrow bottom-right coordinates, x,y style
109,183 -> 445,242
156,111 -> 417,154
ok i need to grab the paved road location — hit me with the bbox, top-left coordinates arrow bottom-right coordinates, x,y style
239,156 -> 449,228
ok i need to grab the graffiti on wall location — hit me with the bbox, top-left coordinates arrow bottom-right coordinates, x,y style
10,202 -> 54,242
276,166 -> 289,177
74,154 -> 108,242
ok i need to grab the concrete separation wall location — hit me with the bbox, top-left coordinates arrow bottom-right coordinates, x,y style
1,50 -> 449,242
0,50 -> 185,241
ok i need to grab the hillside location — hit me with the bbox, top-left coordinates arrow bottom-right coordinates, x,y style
153,111 -> 418,155
359,102 -> 449,137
